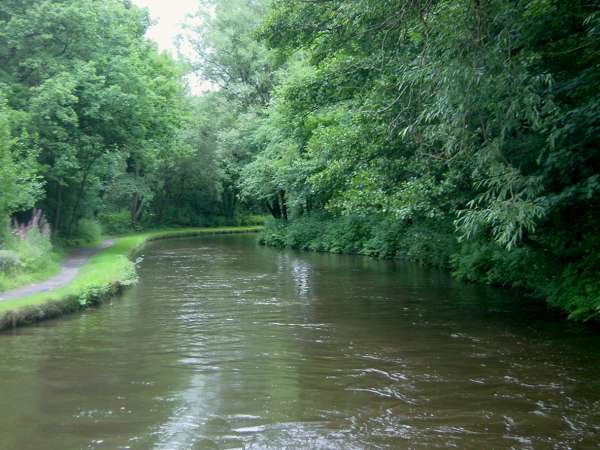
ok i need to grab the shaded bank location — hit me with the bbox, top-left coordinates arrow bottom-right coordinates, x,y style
258,217 -> 599,323
0,227 -> 261,332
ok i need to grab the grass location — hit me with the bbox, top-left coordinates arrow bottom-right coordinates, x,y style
0,226 -> 261,329
0,251 -> 64,292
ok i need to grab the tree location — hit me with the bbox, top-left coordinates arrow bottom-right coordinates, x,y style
0,95 -> 42,231
0,0 -> 188,235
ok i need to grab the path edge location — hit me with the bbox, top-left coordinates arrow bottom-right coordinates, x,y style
0,227 -> 261,333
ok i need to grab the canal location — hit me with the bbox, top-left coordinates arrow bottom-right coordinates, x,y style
0,234 -> 598,449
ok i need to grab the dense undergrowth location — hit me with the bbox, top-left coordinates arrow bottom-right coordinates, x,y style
260,217 -> 599,321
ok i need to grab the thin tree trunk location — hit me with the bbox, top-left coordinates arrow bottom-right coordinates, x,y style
54,182 -> 63,236
67,158 -> 96,237
279,190 -> 288,221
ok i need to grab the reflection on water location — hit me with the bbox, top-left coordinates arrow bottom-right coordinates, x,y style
0,235 -> 599,450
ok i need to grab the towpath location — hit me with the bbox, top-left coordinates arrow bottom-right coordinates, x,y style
0,239 -> 115,302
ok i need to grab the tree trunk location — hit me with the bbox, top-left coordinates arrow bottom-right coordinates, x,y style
54,181 -> 63,236
67,158 -> 96,237
132,195 -> 144,225
279,190 -> 288,221
266,197 -> 282,219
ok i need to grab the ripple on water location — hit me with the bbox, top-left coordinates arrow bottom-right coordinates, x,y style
1,235 -> 599,450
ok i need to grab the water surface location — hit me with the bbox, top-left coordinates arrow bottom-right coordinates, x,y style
1,235 -> 598,449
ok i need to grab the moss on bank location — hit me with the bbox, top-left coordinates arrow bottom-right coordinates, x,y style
0,227 -> 261,332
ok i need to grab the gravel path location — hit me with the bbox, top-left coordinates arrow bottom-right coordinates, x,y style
0,239 -> 115,302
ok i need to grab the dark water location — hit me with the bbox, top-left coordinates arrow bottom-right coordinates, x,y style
0,235 -> 599,450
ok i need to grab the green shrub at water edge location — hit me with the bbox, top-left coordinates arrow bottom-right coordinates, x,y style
546,234 -> 600,322
259,216 -> 600,321
450,240 -> 548,290
259,215 -> 455,266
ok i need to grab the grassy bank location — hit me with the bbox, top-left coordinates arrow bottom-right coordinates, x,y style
0,252 -> 63,292
0,227 -> 261,331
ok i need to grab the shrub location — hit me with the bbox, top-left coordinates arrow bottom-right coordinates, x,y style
318,216 -> 373,254
13,228 -> 53,270
73,218 -> 102,246
285,216 -> 324,250
260,214 -> 456,266
451,239 -> 548,289
398,222 -> 456,268
98,210 -> 132,235
0,209 -> 55,277
546,234 -> 600,321
206,215 -> 228,227
0,250 -> 21,272
361,218 -> 405,258
235,213 -> 268,226
258,219 -> 288,248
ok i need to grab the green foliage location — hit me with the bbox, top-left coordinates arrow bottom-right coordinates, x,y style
260,216 -> 455,268
257,219 -> 288,248
0,227 -> 61,292
0,250 -> 21,272
234,213 -> 268,227
0,96 -> 42,228
546,234 -> 600,321
451,241 -> 549,291
1,0 -> 188,236
185,0 -> 282,221
71,218 -> 102,247
9,229 -> 54,272
246,0 -> 600,320
98,210 -> 132,235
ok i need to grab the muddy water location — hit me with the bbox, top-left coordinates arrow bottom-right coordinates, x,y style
0,235 -> 598,449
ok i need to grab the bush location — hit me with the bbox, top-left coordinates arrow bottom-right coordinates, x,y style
72,218 -> 102,246
258,219 -> 288,248
0,211 -> 62,292
260,214 -> 456,266
285,216 -> 324,250
99,210 -> 132,235
361,218 -> 405,258
235,213 -> 268,226
10,228 -> 54,271
451,240 -> 548,289
546,234 -> 600,321
0,250 -> 21,272
398,222 -> 456,268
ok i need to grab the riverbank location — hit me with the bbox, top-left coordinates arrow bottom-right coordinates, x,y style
258,217 -> 599,323
0,239 -> 115,301
0,254 -> 63,293
0,227 -> 261,332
